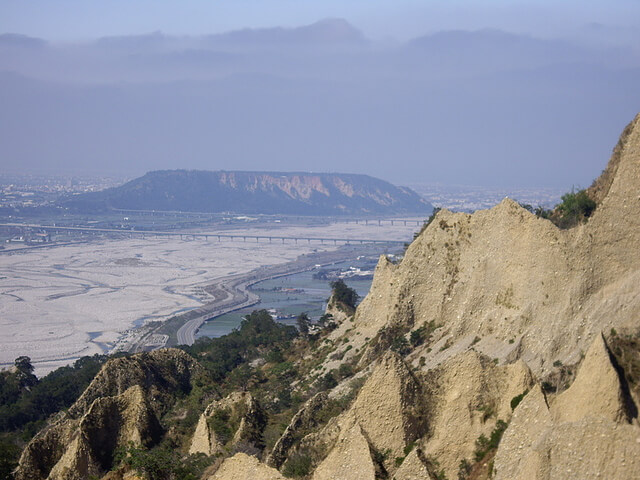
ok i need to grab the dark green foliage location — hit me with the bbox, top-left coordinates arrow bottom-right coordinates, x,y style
510,390 -> 529,411
0,437 -> 21,480
458,458 -> 472,480
115,443 -> 212,480
474,420 -> 508,462
296,313 -> 310,337
265,347 -> 285,364
410,327 -> 426,347
524,188 -> 596,229
319,372 -> 338,390
337,363 -> 354,380
282,451 -> 313,477
184,310 -> 298,388
330,279 -> 359,310
391,335 -> 411,356
556,190 -> 596,221
0,354 -> 108,434
208,408 -> 232,445
317,313 -> 334,329
541,381 -> 556,393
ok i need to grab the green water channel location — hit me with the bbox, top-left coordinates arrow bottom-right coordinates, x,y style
196,258 -> 376,338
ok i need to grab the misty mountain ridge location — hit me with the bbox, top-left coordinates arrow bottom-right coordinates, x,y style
61,170 -> 432,215
1,19 -> 640,187
92,18 -> 367,52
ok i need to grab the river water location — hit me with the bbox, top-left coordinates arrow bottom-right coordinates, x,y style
196,258 -> 376,338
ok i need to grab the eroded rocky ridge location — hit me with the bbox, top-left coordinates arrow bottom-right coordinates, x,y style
15,349 -> 203,480
189,391 -> 267,456
349,113 -> 640,375
211,115 -> 640,479
14,115 -> 640,480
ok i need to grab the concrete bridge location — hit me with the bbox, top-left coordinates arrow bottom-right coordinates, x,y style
110,208 -> 425,226
0,223 -> 408,246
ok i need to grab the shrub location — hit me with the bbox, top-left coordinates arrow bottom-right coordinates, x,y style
282,451 -> 313,477
330,280 -> 359,310
550,188 -> 596,229
510,390 -> 529,411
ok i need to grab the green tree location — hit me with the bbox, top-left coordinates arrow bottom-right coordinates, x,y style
330,279 -> 359,310
296,313 -> 310,337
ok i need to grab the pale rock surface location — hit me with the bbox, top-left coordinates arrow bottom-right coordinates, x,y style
15,349 -> 198,480
345,114 -> 640,376
419,351 -> 534,479
494,335 -> 640,480
189,391 -> 266,456
312,422 -> 376,480
346,352 -> 425,470
551,332 -> 631,423
392,448 -> 434,480
266,392 -> 328,468
19,385 -> 160,480
208,453 -> 286,480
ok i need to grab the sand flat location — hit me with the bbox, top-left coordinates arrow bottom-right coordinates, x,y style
0,221 -> 418,374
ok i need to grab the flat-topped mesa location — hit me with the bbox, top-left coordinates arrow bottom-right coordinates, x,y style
349,115 -> 640,375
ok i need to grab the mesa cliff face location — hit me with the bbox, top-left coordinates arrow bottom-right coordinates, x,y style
13,115 -> 640,480
61,170 -> 433,215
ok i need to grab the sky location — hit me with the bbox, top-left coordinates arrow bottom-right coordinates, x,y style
3,0 -> 640,42
1,1 -> 640,188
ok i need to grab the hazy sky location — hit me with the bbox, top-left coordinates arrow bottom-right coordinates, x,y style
1,1 -> 640,189
3,0 -> 640,41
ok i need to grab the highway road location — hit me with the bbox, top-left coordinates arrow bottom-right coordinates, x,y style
170,246 -> 385,346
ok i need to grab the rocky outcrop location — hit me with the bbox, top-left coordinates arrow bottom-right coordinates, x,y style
551,333 -> 634,423
493,334 -> 640,480
70,349 -> 202,418
312,422 -> 376,480
266,392 -> 328,468
346,352 -> 425,469
415,351 -> 534,478
209,453 -> 285,480
189,392 -> 266,456
17,385 -> 161,480
346,114 -> 640,376
15,349 -> 200,480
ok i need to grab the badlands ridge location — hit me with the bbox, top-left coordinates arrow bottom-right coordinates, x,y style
13,115 -> 640,479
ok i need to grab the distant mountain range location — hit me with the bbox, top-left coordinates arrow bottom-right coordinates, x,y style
61,170 -> 433,215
